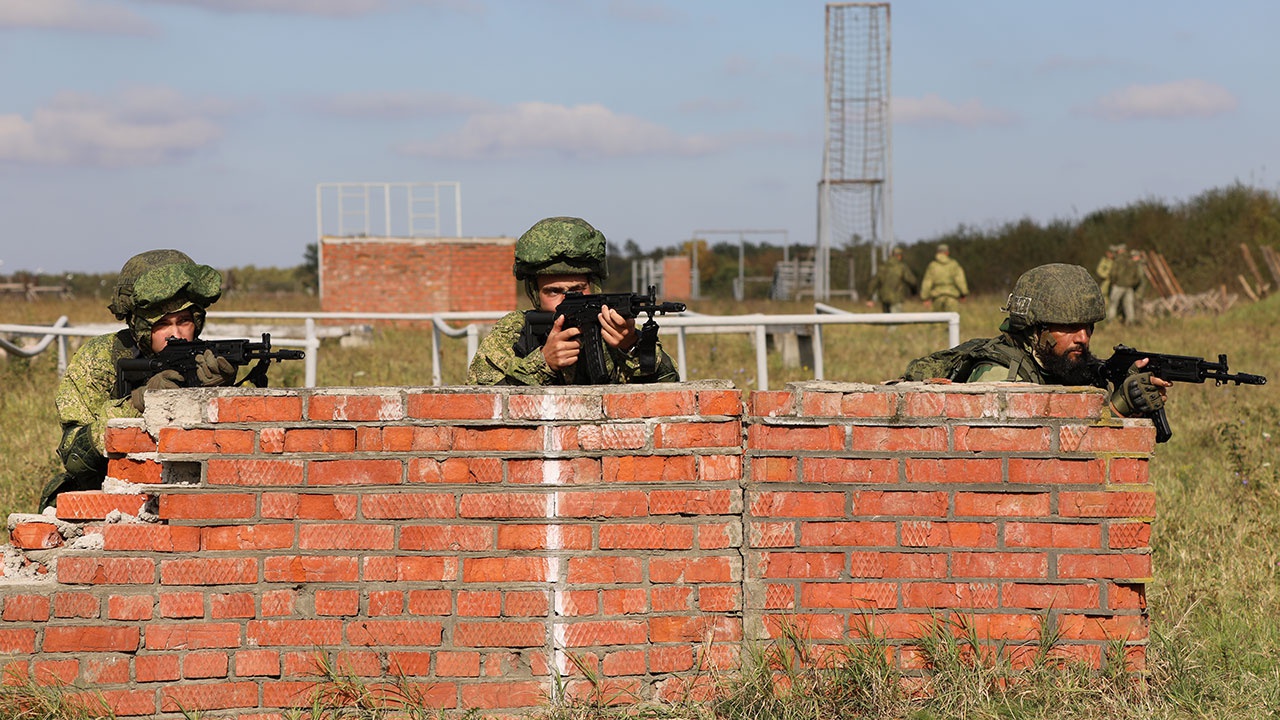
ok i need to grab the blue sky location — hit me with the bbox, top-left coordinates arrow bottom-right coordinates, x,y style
1,0 -> 1275,273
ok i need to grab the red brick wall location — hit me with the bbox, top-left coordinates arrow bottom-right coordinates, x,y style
320,237 -> 516,314
661,256 -> 692,301
1,382 -> 1154,716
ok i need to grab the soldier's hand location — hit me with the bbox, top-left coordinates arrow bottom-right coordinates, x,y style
542,315 -> 581,371
598,304 -> 637,352
1110,360 -> 1169,417
129,369 -> 183,413
195,349 -> 237,387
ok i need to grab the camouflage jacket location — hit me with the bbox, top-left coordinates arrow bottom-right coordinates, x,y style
1109,254 -> 1146,290
55,330 -> 141,479
920,255 -> 969,301
467,310 -> 680,386
867,258 -> 919,305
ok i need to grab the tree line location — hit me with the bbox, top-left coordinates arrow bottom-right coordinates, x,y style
606,182 -> 1280,299
7,183 -> 1277,302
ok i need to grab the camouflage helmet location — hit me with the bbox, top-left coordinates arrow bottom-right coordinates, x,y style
1002,263 -> 1105,331
513,217 -> 608,281
109,249 -> 223,349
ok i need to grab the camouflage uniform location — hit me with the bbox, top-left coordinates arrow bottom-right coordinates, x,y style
1094,248 -> 1116,299
468,309 -> 679,385
903,264 -> 1165,420
867,251 -> 918,313
1107,249 -> 1146,324
919,245 -> 968,313
467,217 -> 679,386
43,251 -> 224,508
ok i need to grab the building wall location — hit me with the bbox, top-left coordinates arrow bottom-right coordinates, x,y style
1,382 -> 1154,717
660,256 -> 692,301
320,236 -> 516,315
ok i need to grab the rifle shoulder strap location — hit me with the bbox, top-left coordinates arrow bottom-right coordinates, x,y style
635,318 -> 660,375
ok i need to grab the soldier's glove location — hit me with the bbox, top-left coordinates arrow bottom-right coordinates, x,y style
129,369 -> 183,413
1110,371 -> 1164,417
195,349 -> 237,387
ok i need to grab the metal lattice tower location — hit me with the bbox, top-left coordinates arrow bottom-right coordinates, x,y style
816,2 -> 891,301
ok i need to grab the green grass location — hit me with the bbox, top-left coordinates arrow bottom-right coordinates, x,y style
2,291 -> 1279,718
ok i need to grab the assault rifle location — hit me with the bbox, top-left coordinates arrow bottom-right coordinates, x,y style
1094,344 -> 1267,443
524,285 -> 686,384
115,333 -> 305,397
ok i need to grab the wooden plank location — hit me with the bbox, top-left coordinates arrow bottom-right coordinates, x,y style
1259,245 -> 1280,284
1154,252 -> 1185,296
1241,244 -> 1267,295
1238,275 -> 1259,302
1144,251 -> 1176,297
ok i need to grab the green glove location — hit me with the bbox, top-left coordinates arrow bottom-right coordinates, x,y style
1110,371 -> 1164,417
195,349 -> 237,387
129,369 -> 183,413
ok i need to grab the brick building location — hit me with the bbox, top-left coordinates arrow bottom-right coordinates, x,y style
320,236 -> 516,315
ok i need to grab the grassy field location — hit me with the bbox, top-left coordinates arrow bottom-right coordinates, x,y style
2,291 -> 1278,718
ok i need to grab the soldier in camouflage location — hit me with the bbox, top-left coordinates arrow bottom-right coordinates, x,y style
865,247 -> 918,313
467,217 -> 679,386
919,243 -> 969,313
1106,244 -> 1147,324
42,250 -> 238,509
903,263 -> 1168,417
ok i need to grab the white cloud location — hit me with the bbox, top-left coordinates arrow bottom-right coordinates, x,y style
398,102 -> 720,160
1084,79 -> 1237,120
136,0 -> 477,17
307,91 -> 496,119
0,0 -> 155,34
0,87 -> 227,167
894,94 -> 1015,127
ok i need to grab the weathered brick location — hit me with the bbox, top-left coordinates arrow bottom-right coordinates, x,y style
406,392 -> 501,420
160,492 -> 256,520
209,395 -> 303,423
104,425 -> 158,453
55,491 -> 149,520
309,393 -> 404,421
158,428 -> 255,454
308,459 -> 402,486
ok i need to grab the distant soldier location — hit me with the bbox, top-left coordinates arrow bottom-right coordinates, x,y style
919,243 -> 968,313
1107,245 -> 1147,324
467,216 -> 679,386
865,247 -> 919,313
1095,245 -> 1118,299
42,250 -> 238,509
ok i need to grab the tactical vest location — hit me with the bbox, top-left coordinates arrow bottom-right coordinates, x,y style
902,335 -> 1043,383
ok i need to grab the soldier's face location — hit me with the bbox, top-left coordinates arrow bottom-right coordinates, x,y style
536,275 -> 591,312
1041,323 -> 1093,362
150,309 -> 197,353
1035,323 -> 1096,383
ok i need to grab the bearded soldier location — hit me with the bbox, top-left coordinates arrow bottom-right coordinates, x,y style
467,216 -> 679,386
42,250 -> 238,508
903,263 -> 1169,418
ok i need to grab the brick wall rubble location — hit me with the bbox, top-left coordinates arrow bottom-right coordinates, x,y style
1,381 -> 1154,717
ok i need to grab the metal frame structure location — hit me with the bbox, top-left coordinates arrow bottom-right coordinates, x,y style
817,3 -> 892,301
315,182 -> 463,300
690,229 -> 790,301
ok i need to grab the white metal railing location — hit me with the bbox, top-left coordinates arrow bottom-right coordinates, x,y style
2,309 -> 959,391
